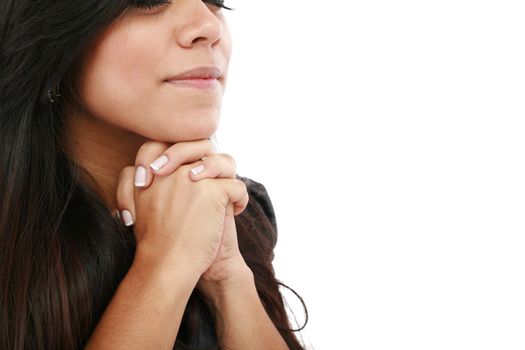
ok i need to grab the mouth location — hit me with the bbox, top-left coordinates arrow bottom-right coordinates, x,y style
164,77 -> 221,89
163,66 -> 223,89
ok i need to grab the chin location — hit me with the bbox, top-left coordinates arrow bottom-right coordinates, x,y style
192,125 -> 219,141
182,113 -> 220,140
137,106 -> 220,142
154,121 -> 219,143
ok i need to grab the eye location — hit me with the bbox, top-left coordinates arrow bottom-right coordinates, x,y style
129,0 -> 172,11
203,0 -> 234,11
129,0 -> 234,12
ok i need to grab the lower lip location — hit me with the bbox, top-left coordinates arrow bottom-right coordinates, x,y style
165,78 -> 220,89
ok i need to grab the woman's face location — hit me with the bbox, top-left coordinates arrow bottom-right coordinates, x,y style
74,0 -> 232,142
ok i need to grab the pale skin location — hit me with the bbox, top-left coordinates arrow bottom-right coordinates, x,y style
62,0 -> 289,348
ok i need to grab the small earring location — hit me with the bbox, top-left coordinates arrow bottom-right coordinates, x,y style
48,85 -> 61,103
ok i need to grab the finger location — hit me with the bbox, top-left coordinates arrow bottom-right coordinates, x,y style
188,153 -> 237,181
149,138 -> 217,176
213,178 -> 250,216
116,166 -> 137,226
134,140 -> 172,188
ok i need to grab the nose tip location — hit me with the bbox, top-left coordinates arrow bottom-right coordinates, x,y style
178,4 -> 224,48
192,21 -> 223,47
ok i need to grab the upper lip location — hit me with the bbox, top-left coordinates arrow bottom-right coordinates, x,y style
165,66 -> 223,81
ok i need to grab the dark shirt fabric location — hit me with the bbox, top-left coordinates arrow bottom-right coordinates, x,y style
237,175 -> 278,234
188,175 -> 278,348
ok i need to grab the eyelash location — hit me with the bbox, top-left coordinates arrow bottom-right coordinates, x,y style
130,0 -> 233,11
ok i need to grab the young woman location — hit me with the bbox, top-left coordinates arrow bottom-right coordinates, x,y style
0,0 -> 307,348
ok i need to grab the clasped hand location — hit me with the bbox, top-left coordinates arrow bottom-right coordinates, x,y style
113,138 -> 252,300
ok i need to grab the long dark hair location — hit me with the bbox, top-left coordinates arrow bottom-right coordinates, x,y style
0,0 -> 308,349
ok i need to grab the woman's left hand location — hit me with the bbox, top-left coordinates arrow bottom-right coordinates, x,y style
182,151 -> 253,298
119,138 -> 252,300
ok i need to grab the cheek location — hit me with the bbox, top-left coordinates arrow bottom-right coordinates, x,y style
76,22 -> 161,130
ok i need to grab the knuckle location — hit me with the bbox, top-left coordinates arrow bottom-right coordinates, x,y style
136,142 -> 153,162
222,153 -> 236,167
118,166 -> 135,184
235,178 -> 247,191
116,166 -> 135,208
115,191 -> 127,210
136,140 -> 170,165
173,162 -> 198,182
177,162 -> 194,175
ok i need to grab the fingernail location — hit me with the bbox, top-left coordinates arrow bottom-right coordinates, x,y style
209,133 -> 220,152
134,166 -> 146,187
191,164 -> 205,175
150,155 -> 168,172
121,210 -> 134,226
112,209 -> 121,221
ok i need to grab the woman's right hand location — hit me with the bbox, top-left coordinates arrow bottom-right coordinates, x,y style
115,138 -> 249,278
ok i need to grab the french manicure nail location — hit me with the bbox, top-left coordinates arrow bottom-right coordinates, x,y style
121,210 -> 134,226
191,164 -> 205,175
112,210 -> 121,221
150,155 -> 168,172
134,166 -> 146,187
209,133 -> 220,152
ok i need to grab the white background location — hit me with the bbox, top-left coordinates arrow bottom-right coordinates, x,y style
217,1 -> 525,349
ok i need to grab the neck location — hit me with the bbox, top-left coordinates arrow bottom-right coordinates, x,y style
63,110 -> 147,212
